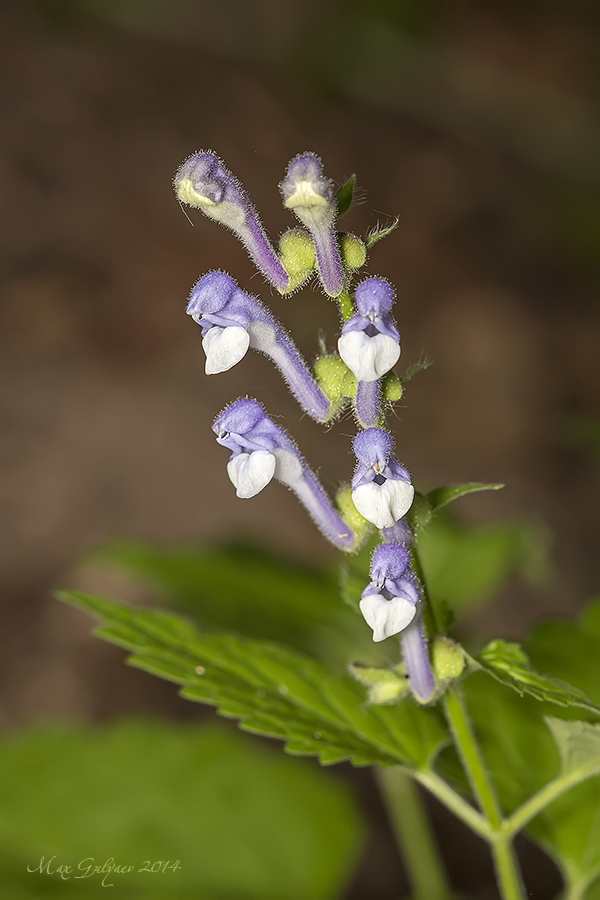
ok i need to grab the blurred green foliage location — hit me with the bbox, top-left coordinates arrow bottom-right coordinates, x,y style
418,513 -> 553,611
0,719 -> 363,900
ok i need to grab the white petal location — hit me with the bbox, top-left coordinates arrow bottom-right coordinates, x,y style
227,450 -> 276,499
360,593 -> 416,641
272,448 -> 303,487
386,478 -> 415,522
203,325 -> 250,374
359,592 -> 387,630
338,331 -> 400,382
374,598 -> 416,642
352,479 -> 414,528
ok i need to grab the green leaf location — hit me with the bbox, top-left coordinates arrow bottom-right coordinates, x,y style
474,640 -> 600,715
58,591 -> 447,770
517,601 -> 600,893
0,719 -> 363,900
546,717 -> 600,776
365,217 -> 399,248
417,515 -> 549,613
426,482 -> 504,513
447,599 -> 600,895
335,175 -> 356,216
529,759 -> 600,893
525,597 -> 600,707
98,542 -> 362,664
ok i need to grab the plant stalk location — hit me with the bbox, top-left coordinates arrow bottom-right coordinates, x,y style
377,766 -> 453,900
443,685 -> 526,900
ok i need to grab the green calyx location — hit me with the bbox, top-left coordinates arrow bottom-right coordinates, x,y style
349,662 -> 409,705
432,637 -> 466,681
336,485 -> 372,547
340,233 -> 367,270
313,356 -> 357,406
382,372 -> 403,402
279,229 -> 316,292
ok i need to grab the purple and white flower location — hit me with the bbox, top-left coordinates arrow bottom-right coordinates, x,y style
280,153 -> 344,297
213,399 -> 355,551
352,428 -> 414,528
338,278 -> 400,383
188,271 -> 331,422
360,543 -> 417,642
359,542 -> 436,700
175,151 -> 289,292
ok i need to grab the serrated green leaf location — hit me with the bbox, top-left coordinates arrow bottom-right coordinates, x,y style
474,640 -> 600,715
546,717 -> 600,776
335,175 -> 355,216
365,217 -> 399,248
426,482 -> 504,512
99,542 -> 361,662
0,720 -> 363,900
58,591 -> 447,769
525,598 -> 600,708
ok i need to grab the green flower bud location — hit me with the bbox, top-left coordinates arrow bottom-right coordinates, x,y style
312,356 -> 348,402
279,229 -> 316,272
336,485 -> 371,541
382,372 -> 403,402
432,637 -> 466,681
278,229 -> 316,293
341,367 -> 357,399
349,662 -> 409,705
340,233 -> 367,270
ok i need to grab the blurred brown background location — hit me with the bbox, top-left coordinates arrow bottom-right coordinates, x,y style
0,1 -> 599,894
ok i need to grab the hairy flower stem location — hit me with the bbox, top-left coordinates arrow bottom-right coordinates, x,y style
337,288 -> 354,321
443,686 -> 526,900
409,543 -> 441,636
377,767 -> 453,900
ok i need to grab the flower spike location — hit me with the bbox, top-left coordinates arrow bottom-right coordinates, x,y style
280,153 -> 344,297
187,271 -> 331,422
352,428 -> 414,528
175,151 -> 289,292
213,399 -> 356,552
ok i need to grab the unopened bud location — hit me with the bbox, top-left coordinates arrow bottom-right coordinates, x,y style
313,356 -> 348,402
382,372 -> 403,402
340,233 -> 367,270
432,637 -> 466,681
279,229 -> 316,292
336,485 -> 371,541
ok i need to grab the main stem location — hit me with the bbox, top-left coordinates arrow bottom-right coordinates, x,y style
377,767 -> 453,900
443,685 -> 526,900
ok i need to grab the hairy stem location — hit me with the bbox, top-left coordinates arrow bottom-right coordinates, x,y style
443,686 -> 526,900
443,686 -> 503,829
414,769 -> 490,839
377,767 -> 453,900
505,761 -> 600,837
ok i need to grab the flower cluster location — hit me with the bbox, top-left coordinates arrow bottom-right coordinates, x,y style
175,150 -> 436,702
